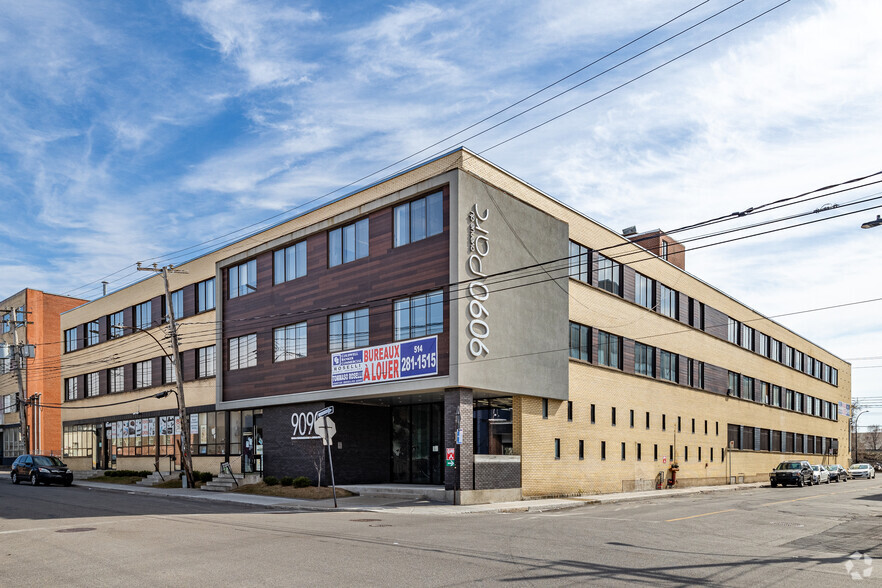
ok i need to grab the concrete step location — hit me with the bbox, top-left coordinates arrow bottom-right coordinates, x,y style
200,472 -> 257,492
136,471 -> 180,486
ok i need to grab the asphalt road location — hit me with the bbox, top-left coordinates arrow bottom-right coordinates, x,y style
3,476 -> 882,586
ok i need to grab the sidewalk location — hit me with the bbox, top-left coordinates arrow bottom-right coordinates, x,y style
63,477 -> 768,515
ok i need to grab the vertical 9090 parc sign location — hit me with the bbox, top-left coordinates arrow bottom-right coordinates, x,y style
466,204 -> 490,357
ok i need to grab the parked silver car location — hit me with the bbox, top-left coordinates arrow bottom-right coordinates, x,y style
849,463 -> 876,479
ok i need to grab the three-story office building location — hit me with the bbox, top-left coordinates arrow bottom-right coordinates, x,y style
61,148 -> 850,503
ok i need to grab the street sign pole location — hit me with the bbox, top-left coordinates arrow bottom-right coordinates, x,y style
323,415 -> 338,508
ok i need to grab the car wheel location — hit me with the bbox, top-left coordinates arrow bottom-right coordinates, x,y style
826,478 -> 830,484
797,477 -> 804,487
30,473 -> 39,486
11,472 -> 18,484
63,480 -> 72,487
771,482 -> 778,488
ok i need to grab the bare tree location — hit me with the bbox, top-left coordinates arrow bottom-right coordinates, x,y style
869,425 -> 882,452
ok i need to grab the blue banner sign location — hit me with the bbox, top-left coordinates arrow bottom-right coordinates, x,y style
331,336 -> 438,388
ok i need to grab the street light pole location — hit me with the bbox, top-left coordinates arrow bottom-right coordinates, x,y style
861,215 -> 882,229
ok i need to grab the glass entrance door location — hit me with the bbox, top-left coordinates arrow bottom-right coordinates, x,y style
390,403 -> 443,484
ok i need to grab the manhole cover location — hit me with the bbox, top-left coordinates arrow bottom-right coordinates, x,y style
56,528 -> 96,533
350,519 -> 382,523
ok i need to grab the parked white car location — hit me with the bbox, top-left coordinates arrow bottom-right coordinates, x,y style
811,465 -> 830,484
849,463 -> 876,479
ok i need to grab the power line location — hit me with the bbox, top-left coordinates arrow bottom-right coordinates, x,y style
59,1 -> 784,301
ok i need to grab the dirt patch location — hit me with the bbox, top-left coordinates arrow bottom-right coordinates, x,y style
231,483 -> 355,500
86,476 -> 144,485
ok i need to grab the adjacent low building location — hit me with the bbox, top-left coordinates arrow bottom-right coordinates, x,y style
1,289 -> 86,465
60,148 -> 850,503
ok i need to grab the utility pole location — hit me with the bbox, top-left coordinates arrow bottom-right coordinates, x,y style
3,309 -> 32,454
136,263 -> 194,489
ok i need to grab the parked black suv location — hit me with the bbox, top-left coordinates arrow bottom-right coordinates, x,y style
770,460 -> 813,487
10,454 -> 73,486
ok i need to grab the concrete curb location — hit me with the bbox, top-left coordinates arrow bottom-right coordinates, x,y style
66,478 -> 770,515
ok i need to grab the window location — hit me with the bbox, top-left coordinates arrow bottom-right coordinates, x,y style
740,324 -> 753,351
691,418 -> 695,434
704,420 -> 708,435
677,416 -> 682,432
757,332 -> 768,356
621,442 -> 626,461
596,255 -> 621,295
590,404 -> 595,424
134,301 -> 151,330
65,377 -> 78,401
229,260 -> 257,299
597,331 -> 621,368
785,389 -> 794,410
662,414 -> 667,431
197,278 -> 216,312
197,346 -> 216,378
728,371 -> 740,397
684,447 -> 688,461
554,438 -> 560,460
109,311 -> 125,339
579,440 -> 584,460
86,321 -> 99,346
711,448 -> 714,462
661,240 -> 668,260
716,422 -> 719,436
567,401 -> 573,422
794,351 -> 802,371
568,241 -> 590,283
698,362 -> 705,389
86,372 -> 99,397
794,393 -> 803,413
601,441 -> 606,460
170,290 -> 184,320
770,338 -> 780,362
164,356 -> 177,384
109,367 -> 124,393
687,358 -> 694,387
135,360 -> 152,389
727,318 -> 738,344
654,444 -> 658,461
698,447 -> 702,461
635,273 -> 653,308
542,398 -> 548,419
783,345 -> 793,367
831,368 -> 838,386
646,412 -> 650,429
229,335 -> 257,370
329,308 -> 369,352
741,376 -> 754,401
65,328 -> 78,353
611,407 -> 616,426
394,192 -> 443,247
569,322 -> 591,362
329,218 -> 369,267
1,313 -> 9,333
630,409 -> 635,428
274,322 -> 307,362
274,241 -> 308,284
659,350 -> 678,382
658,284 -> 677,319
635,343 -> 655,377
761,382 -> 770,404
394,290 -> 443,340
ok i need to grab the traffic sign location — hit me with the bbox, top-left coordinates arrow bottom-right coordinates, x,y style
446,448 -> 455,467
314,416 -> 337,446
662,457 -> 667,464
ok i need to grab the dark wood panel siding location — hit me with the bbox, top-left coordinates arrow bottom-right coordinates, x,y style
678,292 -> 689,323
704,305 -> 728,340
123,363 -> 134,393
183,349 -> 197,381
151,356 -> 163,387
704,364 -> 727,395
223,187 -> 451,402
678,355 -> 689,384
182,284 -> 196,319
152,295 -> 164,327
622,266 -> 636,304
621,337 -> 635,374
98,368 -> 108,396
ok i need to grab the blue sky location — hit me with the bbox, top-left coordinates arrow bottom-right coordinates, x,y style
1,1 -> 880,421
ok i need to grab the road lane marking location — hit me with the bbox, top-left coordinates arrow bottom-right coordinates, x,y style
761,487 -> 865,507
665,508 -> 735,522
